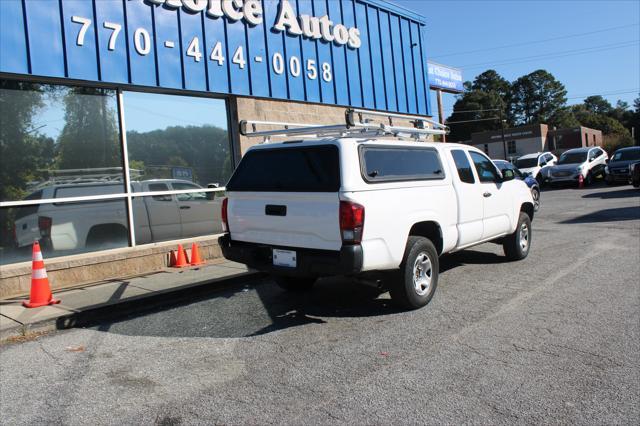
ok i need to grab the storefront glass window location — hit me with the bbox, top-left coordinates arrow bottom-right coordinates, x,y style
124,91 -> 232,189
0,80 -> 124,203
0,80 -> 127,265
0,80 -> 232,266
124,91 -> 231,244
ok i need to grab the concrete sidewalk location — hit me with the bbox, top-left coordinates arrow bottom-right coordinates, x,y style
0,260 -> 261,340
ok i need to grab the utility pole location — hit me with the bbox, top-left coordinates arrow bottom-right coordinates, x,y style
499,103 -> 507,160
436,89 -> 446,142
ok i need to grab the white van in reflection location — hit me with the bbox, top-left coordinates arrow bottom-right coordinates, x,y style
14,179 -> 223,251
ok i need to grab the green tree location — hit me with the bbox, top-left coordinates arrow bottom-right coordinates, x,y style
548,107 -> 580,129
509,70 -> 567,124
633,96 -> 640,144
126,125 -> 231,186
56,88 -> 121,170
0,80 -> 53,201
471,69 -> 510,98
583,95 -> 612,115
446,70 -> 511,141
572,105 -> 629,135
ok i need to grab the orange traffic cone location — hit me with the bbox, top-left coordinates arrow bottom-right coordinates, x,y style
578,174 -> 584,189
23,241 -> 60,308
190,243 -> 204,266
172,244 -> 189,268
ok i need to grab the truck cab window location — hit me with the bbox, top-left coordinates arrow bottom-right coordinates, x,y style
148,183 -> 171,202
469,151 -> 500,183
451,150 -> 475,184
173,182 -> 207,201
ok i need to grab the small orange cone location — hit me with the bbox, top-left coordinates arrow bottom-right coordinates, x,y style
23,241 -> 60,308
578,174 -> 584,189
172,244 -> 189,268
190,243 -> 204,266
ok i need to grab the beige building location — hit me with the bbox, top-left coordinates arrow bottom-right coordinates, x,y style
469,124 -> 603,160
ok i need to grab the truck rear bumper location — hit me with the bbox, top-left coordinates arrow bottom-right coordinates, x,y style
218,235 -> 363,277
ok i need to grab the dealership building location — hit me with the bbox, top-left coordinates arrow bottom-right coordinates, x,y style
469,124 -> 603,161
0,0 -> 434,297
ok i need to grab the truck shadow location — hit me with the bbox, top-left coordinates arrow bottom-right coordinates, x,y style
76,276 -> 398,339
71,249 -> 504,339
439,249 -> 506,273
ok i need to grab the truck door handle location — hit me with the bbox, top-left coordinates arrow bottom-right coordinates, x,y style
483,192 -> 492,197
179,205 -> 191,210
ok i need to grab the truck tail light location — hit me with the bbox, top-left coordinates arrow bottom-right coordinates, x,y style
38,216 -> 52,237
221,198 -> 229,232
340,201 -> 364,244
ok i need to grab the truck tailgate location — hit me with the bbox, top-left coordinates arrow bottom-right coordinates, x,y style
227,192 -> 342,251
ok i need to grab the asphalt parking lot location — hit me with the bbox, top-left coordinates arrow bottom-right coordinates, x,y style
1,184 -> 639,425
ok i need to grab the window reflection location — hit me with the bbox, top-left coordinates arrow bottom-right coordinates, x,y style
1,200 -> 129,266
124,91 -> 232,189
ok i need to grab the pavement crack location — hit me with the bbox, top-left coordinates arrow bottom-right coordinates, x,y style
547,343 -> 622,368
37,340 -> 64,367
512,343 -> 560,358
458,342 -> 513,367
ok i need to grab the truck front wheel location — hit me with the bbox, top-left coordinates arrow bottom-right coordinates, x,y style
273,276 -> 316,292
390,236 -> 439,310
503,212 -> 532,261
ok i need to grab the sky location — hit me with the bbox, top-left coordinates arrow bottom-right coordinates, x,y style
394,0 -> 640,119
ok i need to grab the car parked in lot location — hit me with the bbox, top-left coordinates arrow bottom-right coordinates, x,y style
494,160 -> 541,211
545,147 -> 608,186
631,162 -> 640,188
514,152 -> 557,183
220,112 -> 535,310
605,146 -> 640,185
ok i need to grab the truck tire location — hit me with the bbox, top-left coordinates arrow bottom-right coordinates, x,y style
86,225 -> 128,249
390,236 -> 439,310
273,276 -> 316,292
503,212 -> 531,261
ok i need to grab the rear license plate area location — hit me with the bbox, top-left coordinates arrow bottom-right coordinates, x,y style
273,249 -> 296,268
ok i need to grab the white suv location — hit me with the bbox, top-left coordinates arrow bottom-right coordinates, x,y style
220,115 -> 534,310
514,152 -> 557,182
546,147 -> 608,186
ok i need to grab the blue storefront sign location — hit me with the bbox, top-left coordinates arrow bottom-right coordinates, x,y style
427,61 -> 463,93
0,0 -> 431,116
172,167 -> 193,181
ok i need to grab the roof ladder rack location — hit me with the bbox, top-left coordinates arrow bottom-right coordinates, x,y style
239,108 -> 449,143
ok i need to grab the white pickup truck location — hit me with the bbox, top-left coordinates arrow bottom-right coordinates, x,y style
219,131 -> 535,309
14,179 -> 222,252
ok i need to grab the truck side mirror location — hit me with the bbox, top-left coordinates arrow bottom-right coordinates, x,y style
206,183 -> 219,200
501,169 -> 516,181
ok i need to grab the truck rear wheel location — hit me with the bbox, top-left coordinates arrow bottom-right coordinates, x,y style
390,236 -> 439,310
273,276 -> 316,292
503,212 -> 531,261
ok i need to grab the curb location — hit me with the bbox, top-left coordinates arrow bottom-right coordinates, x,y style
0,271 -> 266,342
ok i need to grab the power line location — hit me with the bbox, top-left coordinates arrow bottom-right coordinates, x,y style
430,22 -> 639,59
459,40 -> 639,69
445,107 -> 501,114
446,117 -> 500,125
566,89 -> 640,100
